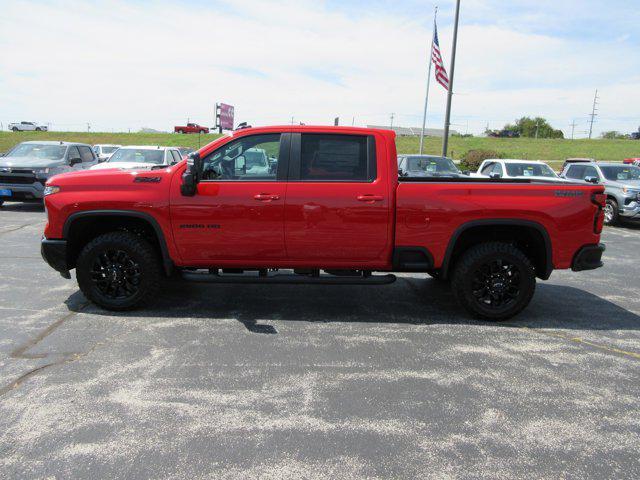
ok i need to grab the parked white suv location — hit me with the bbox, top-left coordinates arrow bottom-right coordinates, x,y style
90,146 -> 183,170
475,159 -> 564,181
8,121 -> 48,132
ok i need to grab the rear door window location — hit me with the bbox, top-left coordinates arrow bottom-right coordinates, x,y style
298,134 -> 374,181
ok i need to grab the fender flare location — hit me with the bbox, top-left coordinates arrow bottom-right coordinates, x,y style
63,210 -> 174,275
440,219 -> 553,280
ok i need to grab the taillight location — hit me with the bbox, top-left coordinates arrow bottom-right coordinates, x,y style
591,192 -> 606,234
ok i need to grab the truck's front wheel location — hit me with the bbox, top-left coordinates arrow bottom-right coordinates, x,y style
451,242 -> 535,321
76,231 -> 161,311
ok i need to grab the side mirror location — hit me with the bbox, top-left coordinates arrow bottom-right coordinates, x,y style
69,157 -> 82,166
461,170 -> 470,176
584,176 -> 599,184
489,172 -> 502,179
181,152 -> 202,196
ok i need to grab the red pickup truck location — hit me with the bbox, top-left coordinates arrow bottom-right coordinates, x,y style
174,123 -> 209,134
41,126 -> 606,320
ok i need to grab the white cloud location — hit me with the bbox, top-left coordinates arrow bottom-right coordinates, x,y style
0,0 -> 638,137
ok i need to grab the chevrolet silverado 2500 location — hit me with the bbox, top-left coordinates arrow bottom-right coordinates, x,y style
41,126 -> 606,320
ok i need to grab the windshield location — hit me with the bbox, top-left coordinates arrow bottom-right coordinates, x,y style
405,156 -> 460,175
505,163 -> 557,178
7,143 -> 66,160
600,166 -> 640,181
102,146 -> 119,154
106,148 -> 164,164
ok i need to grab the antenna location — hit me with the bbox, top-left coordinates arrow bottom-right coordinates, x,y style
588,89 -> 599,139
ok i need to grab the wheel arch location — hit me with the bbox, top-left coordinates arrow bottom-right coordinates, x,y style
440,219 -> 553,280
63,210 -> 173,275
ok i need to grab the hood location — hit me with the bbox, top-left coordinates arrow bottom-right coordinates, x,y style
608,179 -> 640,189
0,156 -> 67,169
90,161 -> 158,171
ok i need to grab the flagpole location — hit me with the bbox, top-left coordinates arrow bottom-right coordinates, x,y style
419,6 -> 437,155
442,0 -> 461,157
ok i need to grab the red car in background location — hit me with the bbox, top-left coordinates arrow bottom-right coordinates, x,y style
623,158 -> 640,166
174,123 -> 209,134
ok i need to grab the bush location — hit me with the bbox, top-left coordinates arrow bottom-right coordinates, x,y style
460,149 -> 504,171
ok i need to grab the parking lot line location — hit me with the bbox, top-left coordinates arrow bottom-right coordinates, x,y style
515,325 -> 640,360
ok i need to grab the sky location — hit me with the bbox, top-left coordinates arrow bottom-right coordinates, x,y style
0,0 -> 639,137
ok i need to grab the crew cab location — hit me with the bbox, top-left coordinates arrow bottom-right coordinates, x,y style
8,121 -> 48,132
174,123 -> 209,134
41,126 -> 606,320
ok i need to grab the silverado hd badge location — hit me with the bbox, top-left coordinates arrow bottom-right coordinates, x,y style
554,190 -> 584,197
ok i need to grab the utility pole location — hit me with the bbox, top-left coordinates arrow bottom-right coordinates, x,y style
535,119 -> 540,139
87,123 -> 91,133
442,0 -> 461,157
588,89 -> 599,139
570,119 -> 578,140
390,113 -> 395,129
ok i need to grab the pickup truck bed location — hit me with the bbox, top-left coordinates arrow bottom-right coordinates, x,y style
41,126 -> 605,320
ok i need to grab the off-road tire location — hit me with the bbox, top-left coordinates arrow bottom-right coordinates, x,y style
427,270 -> 447,282
76,231 -> 161,311
604,198 -> 619,226
451,242 -> 536,321
11,127 -> 18,132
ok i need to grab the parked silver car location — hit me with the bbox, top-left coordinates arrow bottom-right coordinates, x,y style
561,161 -> 640,224
0,141 -> 98,206
397,155 -> 468,178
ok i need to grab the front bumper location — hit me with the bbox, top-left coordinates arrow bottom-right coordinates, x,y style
0,182 -> 45,201
620,200 -> 640,219
41,238 -> 71,279
572,243 -> 606,272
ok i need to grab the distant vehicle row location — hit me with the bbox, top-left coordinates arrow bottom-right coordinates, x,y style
0,142 -> 183,206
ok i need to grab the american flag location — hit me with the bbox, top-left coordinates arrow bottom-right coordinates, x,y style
432,25 -> 450,90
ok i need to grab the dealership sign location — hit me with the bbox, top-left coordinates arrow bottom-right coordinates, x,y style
217,103 -> 235,131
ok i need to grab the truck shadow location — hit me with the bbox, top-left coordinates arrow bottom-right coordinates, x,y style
64,276 -> 640,334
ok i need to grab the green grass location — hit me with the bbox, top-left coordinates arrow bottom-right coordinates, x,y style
0,131 -> 224,154
2,131 -> 638,170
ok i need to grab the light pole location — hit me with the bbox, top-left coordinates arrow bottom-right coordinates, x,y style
442,0 -> 461,157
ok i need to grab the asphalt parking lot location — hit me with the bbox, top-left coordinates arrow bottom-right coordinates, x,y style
0,203 -> 639,479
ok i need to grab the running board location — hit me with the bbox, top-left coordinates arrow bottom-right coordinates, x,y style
181,271 -> 397,285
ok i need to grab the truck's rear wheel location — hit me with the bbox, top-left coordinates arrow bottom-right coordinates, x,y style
76,231 -> 161,311
11,127 -> 18,132
451,242 -> 535,321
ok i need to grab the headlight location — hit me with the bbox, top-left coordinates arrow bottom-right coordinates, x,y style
43,185 -> 60,196
33,168 -> 50,175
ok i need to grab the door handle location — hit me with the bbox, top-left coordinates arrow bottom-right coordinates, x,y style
357,195 -> 384,202
254,193 -> 280,201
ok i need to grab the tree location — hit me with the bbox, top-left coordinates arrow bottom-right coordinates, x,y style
601,131 -> 628,140
503,117 -> 564,139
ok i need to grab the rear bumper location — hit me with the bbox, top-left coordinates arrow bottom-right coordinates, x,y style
571,243 -> 605,272
41,238 -> 71,279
